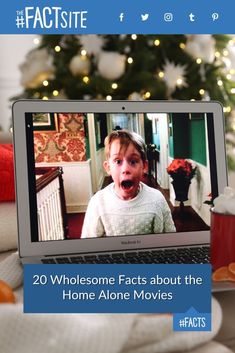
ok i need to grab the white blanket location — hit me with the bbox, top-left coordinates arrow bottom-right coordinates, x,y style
0,253 -> 232,353
0,202 -> 17,252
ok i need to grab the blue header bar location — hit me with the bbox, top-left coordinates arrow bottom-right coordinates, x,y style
0,0 -> 234,34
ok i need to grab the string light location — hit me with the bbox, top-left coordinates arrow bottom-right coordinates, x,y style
223,106 -> 231,113
83,76 -> 90,84
131,34 -> 137,40
179,43 -> 186,49
53,90 -> 59,97
33,38 -> 40,45
34,92 -> 40,98
158,71 -> 164,78
154,39 -> 160,46
176,78 -> 183,85
54,46 -> 61,52
215,51 -> 221,58
81,49 -> 87,56
227,74 -> 232,80
43,80 -> 49,86
106,95 -> 112,101
127,57 -> 133,64
230,69 -> 235,75
42,96 -> 48,100
176,77 -> 183,86
112,83 -> 118,89
199,89 -> 205,95
217,80 -> 223,86
223,49 -> 229,56
190,99 -> 195,101
196,58 -> 202,64
231,88 -> 235,94
143,91 -> 151,99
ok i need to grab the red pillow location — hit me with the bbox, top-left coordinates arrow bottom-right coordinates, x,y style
0,144 -> 15,202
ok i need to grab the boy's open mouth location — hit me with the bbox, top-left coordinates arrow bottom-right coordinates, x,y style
121,180 -> 134,191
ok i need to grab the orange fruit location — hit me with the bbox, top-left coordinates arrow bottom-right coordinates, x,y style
228,270 -> 235,282
228,262 -> 235,275
212,265 -> 235,282
212,266 -> 230,282
0,279 -> 15,303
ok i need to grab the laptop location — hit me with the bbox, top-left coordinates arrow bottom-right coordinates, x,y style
12,100 -> 229,282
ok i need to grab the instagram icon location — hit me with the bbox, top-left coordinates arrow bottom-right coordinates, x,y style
164,13 -> 173,22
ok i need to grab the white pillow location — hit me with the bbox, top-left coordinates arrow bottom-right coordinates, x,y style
0,202 -> 18,252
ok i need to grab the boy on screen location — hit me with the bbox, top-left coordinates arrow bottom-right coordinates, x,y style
81,130 -> 176,238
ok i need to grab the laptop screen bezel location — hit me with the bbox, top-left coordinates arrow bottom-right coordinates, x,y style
12,100 -> 228,258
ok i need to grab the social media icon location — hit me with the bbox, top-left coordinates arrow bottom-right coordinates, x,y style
164,13 -> 173,22
189,13 -> 195,22
119,13 -> 124,22
212,12 -> 219,21
141,14 -> 149,21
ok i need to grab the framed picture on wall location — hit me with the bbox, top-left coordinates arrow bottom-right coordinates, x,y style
32,113 -> 59,131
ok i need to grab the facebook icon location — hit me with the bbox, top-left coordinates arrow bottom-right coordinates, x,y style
119,13 -> 124,22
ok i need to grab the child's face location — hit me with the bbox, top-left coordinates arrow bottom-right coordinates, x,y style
104,139 -> 148,200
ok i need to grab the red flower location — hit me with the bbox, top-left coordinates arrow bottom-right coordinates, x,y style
167,159 -> 197,180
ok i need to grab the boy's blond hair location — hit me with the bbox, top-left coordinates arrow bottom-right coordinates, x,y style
104,130 -> 147,161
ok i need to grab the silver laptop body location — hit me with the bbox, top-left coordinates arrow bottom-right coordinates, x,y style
12,100 -> 228,283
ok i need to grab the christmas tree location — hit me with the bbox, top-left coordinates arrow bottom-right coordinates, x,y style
15,34 -> 235,169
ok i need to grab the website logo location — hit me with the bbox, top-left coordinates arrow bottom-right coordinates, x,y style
15,7 -> 88,29
141,14 -> 149,21
164,13 -> 173,22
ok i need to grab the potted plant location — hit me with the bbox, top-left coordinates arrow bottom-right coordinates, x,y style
167,159 -> 197,209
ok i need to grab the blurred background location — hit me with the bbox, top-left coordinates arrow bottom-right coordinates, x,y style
0,34 -> 235,185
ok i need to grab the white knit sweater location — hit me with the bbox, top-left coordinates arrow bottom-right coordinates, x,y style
82,182 -> 176,238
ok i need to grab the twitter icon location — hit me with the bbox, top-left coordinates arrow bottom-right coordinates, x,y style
141,14 -> 149,21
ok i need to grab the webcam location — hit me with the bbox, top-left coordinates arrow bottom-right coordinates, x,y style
122,106 -> 125,110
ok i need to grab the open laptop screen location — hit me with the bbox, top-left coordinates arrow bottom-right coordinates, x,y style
25,111 -> 219,242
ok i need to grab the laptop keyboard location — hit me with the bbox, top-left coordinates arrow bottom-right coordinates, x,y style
41,246 -> 210,264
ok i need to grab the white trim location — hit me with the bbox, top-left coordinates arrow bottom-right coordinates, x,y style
67,204 -> 88,213
87,113 -> 97,193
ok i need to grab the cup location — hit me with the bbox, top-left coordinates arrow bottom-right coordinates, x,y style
210,208 -> 235,270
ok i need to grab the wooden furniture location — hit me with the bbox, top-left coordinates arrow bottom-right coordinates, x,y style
35,167 -> 68,241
